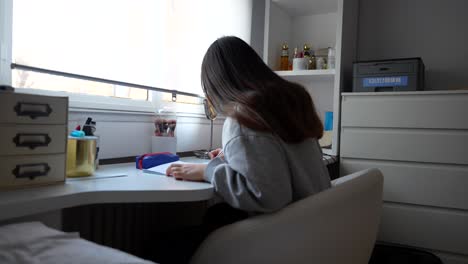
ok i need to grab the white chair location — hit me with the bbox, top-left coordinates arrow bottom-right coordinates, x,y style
190,168 -> 384,264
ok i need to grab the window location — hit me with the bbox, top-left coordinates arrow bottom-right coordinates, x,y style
12,0 -> 161,102
6,0 -> 253,111
12,69 -> 149,100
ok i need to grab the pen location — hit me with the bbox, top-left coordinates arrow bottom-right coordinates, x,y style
84,117 -> 92,127
168,119 -> 176,137
154,118 -> 164,136
83,117 -> 94,136
213,149 -> 223,159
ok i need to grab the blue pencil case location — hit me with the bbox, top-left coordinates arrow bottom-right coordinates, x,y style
136,152 -> 179,170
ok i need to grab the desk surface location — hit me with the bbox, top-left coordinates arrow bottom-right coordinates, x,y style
0,155 -> 337,221
0,157 -> 213,221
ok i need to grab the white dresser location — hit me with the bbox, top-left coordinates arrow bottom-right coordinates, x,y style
340,91 -> 468,264
0,92 -> 68,189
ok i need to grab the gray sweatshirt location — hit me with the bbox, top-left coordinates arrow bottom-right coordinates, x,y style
204,117 -> 331,213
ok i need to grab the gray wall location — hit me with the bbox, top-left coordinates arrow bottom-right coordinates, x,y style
250,0 -> 265,57
357,0 -> 468,91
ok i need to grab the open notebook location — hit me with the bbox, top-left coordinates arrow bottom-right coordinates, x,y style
144,160 -> 209,175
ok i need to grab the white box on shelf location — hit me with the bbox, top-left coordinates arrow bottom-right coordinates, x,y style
151,136 -> 177,154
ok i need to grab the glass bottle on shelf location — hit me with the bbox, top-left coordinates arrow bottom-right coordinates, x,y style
327,47 -> 336,69
309,53 -> 317,70
303,44 -> 311,57
316,56 -> 325,70
303,44 -> 316,70
280,43 -> 289,71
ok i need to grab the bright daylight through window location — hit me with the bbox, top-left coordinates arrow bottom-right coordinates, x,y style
11,0 -> 253,106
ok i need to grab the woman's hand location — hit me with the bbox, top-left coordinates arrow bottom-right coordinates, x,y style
166,163 -> 207,181
208,148 -> 224,160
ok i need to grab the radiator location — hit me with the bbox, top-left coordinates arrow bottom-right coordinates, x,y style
62,202 -> 207,258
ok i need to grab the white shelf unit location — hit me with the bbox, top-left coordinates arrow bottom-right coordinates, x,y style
275,69 -> 335,82
262,0 -> 358,156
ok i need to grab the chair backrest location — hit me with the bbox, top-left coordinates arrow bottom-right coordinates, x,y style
190,168 -> 384,264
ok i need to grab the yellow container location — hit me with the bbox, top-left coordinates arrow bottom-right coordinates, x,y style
66,136 -> 97,177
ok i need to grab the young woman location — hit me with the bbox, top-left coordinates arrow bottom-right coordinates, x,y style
154,36 -> 331,264
166,36 -> 330,214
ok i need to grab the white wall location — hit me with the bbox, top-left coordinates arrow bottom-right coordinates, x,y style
266,2 -> 292,69
291,12 -> 337,52
68,110 -> 223,160
250,0 -> 265,57
358,0 -> 468,91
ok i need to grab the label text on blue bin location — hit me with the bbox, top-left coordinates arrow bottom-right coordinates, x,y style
363,76 -> 408,87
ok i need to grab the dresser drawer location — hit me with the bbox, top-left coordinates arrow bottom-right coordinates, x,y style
341,93 -> 468,129
341,127 -> 468,165
379,203 -> 468,255
0,92 -> 68,124
0,154 -> 65,189
0,125 -> 67,156
341,158 -> 468,210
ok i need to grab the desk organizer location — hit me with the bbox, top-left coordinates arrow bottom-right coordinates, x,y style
0,91 -> 68,189
66,136 -> 98,177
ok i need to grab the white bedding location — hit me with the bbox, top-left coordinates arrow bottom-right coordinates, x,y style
0,222 -> 156,264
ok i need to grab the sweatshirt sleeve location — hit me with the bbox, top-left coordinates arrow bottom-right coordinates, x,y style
204,135 -> 292,213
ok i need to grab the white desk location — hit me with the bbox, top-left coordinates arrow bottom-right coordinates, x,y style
0,157 -> 213,221
0,155 -> 337,222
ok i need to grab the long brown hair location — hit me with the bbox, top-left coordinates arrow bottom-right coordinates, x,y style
201,36 -> 323,143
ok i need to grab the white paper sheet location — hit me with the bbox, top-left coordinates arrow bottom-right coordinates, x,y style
143,161 -> 191,175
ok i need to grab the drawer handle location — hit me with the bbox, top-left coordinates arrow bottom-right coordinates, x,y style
12,163 -> 50,180
14,102 -> 53,119
13,133 -> 52,149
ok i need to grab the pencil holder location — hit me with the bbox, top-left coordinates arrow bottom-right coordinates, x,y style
66,136 -> 97,177
153,108 -> 177,154
151,136 -> 177,154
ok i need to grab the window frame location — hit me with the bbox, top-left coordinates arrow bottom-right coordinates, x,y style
0,0 -> 13,87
